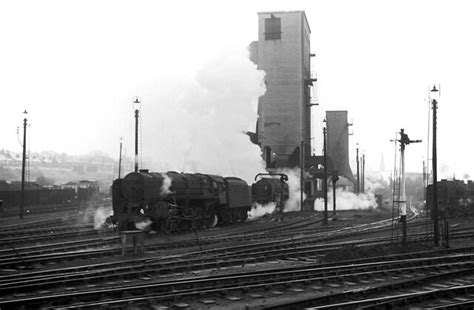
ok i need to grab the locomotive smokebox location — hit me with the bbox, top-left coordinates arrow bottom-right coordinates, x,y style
121,172 -> 164,202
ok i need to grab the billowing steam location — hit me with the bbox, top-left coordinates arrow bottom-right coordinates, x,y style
160,173 -> 172,195
93,206 -> 112,230
79,205 -> 112,230
363,173 -> 388,192
270,168 -> 305,212
249,202 -> 276,219
144,46 -> 267,183
135,218 -> 152,231
314,188 -> 377,211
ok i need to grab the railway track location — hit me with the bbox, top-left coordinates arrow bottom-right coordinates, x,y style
0,224 -> 102,245
0,201 -> 111,218
1,210 -> 473,308
3,247 -> 474,309
2,211 -> 469,271
0,203 -> 111,231
1,216 -> 471,293
0,214 -> 398,269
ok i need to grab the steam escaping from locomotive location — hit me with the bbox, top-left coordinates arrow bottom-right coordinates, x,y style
268,168 -> 305,212
143,47 -> 266,183
135,218 -> 152,231
249,202 -> 276,219
93,206 -> 112,230
160,173 -> 172,195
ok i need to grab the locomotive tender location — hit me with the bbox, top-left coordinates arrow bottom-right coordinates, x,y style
112,170 -> 252,231
426,179 -> 474,217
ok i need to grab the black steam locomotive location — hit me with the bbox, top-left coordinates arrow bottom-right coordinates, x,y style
252,173 -> 289,212
111,170 -> 252,232
111,170 -> 290,232
426,179 -> 474,217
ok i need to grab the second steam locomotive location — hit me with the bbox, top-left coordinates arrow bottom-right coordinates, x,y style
111,170 -> 289,232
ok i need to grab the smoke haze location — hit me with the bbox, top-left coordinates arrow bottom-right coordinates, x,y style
314,188 -> 377,211
249,202 -> 276,219
279,168 -> 305,212
142,47 -> 266,183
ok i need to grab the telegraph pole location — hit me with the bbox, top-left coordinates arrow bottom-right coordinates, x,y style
300,140 -> 304,211
20,110 -> 27,219
332,174 -> 339,219
399,128 -> 421,246
133,97 -> 141,173
118,138 -> 123,179
430,85 -> 440,247
356,146 -> 360,193
323,127 -> 328,224
361,154 -> 365,193
423,160 -> 428,216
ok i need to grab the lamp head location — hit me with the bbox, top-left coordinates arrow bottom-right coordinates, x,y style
430,84 -> 440,101
133,97 -> 141,111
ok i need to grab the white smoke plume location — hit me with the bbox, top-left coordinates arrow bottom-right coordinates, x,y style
135,218 -> 152,231
93,206 -> 112,230
79,204 -> 112,230
248,202 -> 276,219
274,168 -> 305,212
364,172 -> 389,192
143,46 -> 267,183
160,173 -> 172,195
314,188 -> 377,211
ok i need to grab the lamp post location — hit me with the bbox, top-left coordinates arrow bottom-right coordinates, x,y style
133,97 -> 141,173
356,144 -> 360,194
323,126 -> 328,224
332,173 -> 339,218
20,110 -> 27,219
430,85 -> 440,246
300,140 -> 305,211
361,154 -> 365,193
118,137 -> 123,179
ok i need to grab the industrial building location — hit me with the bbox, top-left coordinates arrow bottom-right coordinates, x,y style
249,11 -> 315,169
248,11 -> 356,206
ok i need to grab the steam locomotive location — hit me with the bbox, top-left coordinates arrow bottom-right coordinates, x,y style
111,170 -> 289,232
426,179 -> 474,217
112,170 -> 252,232
252,173 -> 289,213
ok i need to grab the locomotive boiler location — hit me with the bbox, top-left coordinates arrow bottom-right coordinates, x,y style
112,170 -> 252,232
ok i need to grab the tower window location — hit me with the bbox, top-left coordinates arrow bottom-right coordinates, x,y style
265,17 -> 281,40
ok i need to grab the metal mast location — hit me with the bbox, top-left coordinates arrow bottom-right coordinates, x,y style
398,128 -> 421,245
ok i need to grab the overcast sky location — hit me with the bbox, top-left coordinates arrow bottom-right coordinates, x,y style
1,0 -> 473,179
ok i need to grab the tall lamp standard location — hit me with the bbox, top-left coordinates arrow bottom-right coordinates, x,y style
20,110 -> 28,219
118,137 -> 123,179
356,144 -> 360,194
430,85 -> 440,246
133,97 -> 141,173
323,126 -> 328,224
